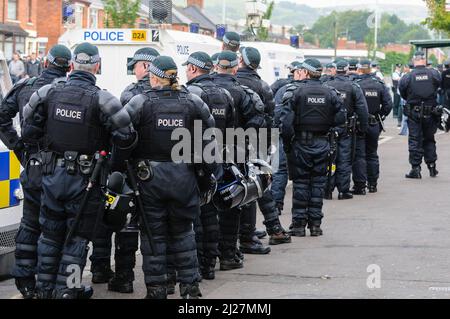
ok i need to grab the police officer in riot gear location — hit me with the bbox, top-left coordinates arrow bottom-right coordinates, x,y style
0,44 -> 71,299
212,51 -> 267,269
89,47 -> 160,293
399,51 -> 442,179
440,60 -> 450,109
184,51 -> 234,280
271,61 -> 301,97
280,59 -> 346,237
120,47 -> 160,105
21,42 -> 136,299
321,63 -> 336,83
347,59 -> 360,81
236,46 -> 291,248
355,60 -> 392,193
222,31 -> 241,53
324,60 -> 369,200
271,62 -> 303,214
124,56 -> 216,299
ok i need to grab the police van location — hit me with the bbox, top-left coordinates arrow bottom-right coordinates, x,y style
58,28 -> 305,96
0,51 -> 22,278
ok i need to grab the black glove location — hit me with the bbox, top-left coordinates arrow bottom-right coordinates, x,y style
13,140 -> 25,165
433,105 -> 444,116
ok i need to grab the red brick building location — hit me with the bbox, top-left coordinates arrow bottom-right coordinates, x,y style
0,0 -> 39,59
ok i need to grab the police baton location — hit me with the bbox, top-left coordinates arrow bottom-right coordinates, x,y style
125,160 -> 156,256
377,114 -> 386,132
65,150 -> 108,247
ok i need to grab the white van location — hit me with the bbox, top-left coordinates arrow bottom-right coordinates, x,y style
0,50 -> 22,278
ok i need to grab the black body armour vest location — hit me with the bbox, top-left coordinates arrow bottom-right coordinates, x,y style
295,84 -> 335,133
45,83 -> 109,155
326,78 -> 355,114
409,68 -> 436,106
18,77 -> 51,120
134,90 -> 195,161
192,83 -> 231,135
358,77 -> 383,115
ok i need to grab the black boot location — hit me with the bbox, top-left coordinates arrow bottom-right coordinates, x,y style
428,163 -> 438,177
108,271 -> 134,293
53,285 -> 94,299
405,166 -> 422,179
276,203 -> 283,215
220,249 -> 244,271
351,183 -> 366,195
266,223 -> 291,245
36,289 -> 53,299
289,219 -> 307,237
145,285 -> 167,299
235,247 -> 244,261
324,192 -> 333,200
180,282 -> 202,299
308,220 -> 323,237
200,257 -> 216,280
239,235 -> 271,254
338,192 -> 354,200
368,183 -> 377,193
15,277 -> 35,299
91,263 -> 114,284
254,229 -> 267,239
167,272 -> 177,295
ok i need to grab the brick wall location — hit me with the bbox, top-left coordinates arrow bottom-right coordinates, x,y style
36,0 -> 63,53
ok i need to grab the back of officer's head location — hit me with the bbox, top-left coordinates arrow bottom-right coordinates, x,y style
72,42 -> 101,74
148,56 -> 180,91
183,51 -> 213,81
357,59 -> 372,75
217,51 -> 239,75
46,44 -> 71,72
300,59 -> 322,79
336,61 -> 349,75
413,51 -> 426,67
239,47 -> 261,70
222,32 -> 241,52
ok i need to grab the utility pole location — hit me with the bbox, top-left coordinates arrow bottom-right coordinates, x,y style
374,0 -> 378,59
222,0 -> 226,25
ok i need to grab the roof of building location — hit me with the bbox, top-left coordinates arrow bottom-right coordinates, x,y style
181,5 -> 216,32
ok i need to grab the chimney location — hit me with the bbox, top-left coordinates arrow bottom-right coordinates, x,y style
187,0 -> 204,9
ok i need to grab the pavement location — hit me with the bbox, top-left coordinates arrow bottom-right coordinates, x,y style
2,118 -> 450,299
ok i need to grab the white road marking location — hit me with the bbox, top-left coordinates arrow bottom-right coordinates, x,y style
379,136 -> 394,145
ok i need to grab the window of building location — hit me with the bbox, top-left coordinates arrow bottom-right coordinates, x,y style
75,4 -> 84,28
89,8 -> 98,28
8,0 -> 17,20
15,37 -> 25,55
28,0 -> 33,22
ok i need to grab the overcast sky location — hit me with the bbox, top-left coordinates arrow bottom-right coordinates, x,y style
282,0 -> 426,7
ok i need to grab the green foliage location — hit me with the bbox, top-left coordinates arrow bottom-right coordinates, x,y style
257,1 -> 275,41
308,10 -> 430,48
378,52 -> 410,73
424,0 -> 450,33
104,0 -> 140,28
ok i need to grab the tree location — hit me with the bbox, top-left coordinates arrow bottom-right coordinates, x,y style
378,51 -> 410,74
256,1 -> 275,41
104,0 -> 141,28
424,0 -> 450,33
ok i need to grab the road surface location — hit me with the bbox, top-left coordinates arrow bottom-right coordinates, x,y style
1,118 -> 450,299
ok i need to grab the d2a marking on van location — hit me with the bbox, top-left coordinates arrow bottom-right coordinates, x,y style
131,30 -> 147,42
